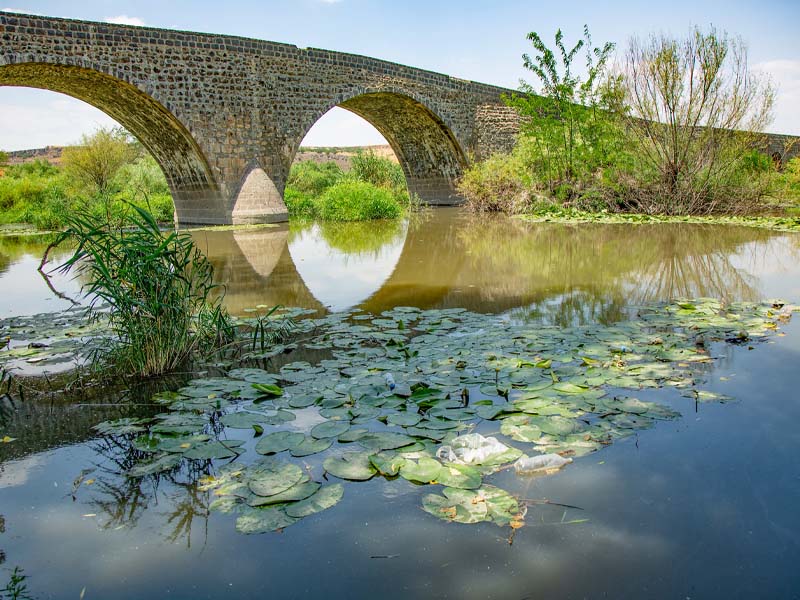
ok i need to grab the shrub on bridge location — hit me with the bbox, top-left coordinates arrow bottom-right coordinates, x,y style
316,180 -> 403,221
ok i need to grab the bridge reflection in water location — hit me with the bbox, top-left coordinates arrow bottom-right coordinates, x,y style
192,207 -> 797,324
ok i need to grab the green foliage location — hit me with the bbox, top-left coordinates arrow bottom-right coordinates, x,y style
774,157 -> 800,204
504,26 -> 619,192
612,26 -> 776,214
0,143 -> 175,231
349,151 -> 406,193
62,127 -> 140,199
287,160 -> 343,197
284,152 -> 408,220
315,181 -> 402,221
0,151 -> 9,167
457,139 -> 536,213
1,567 -> 32,600
53,205 -> 233,377
464,25 -> 788,217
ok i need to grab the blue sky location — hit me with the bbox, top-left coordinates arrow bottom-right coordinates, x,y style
1,0 -> 799,150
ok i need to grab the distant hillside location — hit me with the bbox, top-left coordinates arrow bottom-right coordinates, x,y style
5,144 -> 397,169
294,144 -> 398,169
6,146 -> 64,166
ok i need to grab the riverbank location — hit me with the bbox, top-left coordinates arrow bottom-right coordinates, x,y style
518,204 -> 800,233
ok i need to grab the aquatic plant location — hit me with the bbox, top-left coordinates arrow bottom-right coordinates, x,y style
49,205 -> 234,377
90,298 -> 795,533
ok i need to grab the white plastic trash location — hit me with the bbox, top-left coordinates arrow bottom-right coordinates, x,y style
513,454 -> 572,474
384,373 -> 396,390
436,433 -> 511,465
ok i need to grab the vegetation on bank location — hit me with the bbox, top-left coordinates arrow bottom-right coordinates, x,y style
518,203 -> 800,233
284,151 -> 412,221
459,25 -> 800,217
0,128 -> 173,231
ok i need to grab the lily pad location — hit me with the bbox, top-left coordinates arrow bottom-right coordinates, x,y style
357,431 -> 417,451
248,460 -> 305,497
285,484 -> 344,518
399,456 -> 443,484
236,507 -> 297,534
248,480 -> 320,507
290,436 -> 333,457
369,452 -> 407,476
323,452 -> 377,481
311,420 -> 351,439
255,431 -> 305,455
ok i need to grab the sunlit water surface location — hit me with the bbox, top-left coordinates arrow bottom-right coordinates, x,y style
1,209 -> 800,599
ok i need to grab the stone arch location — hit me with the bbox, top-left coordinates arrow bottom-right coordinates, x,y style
295,89 -> 469,205
0,60 -> 219,224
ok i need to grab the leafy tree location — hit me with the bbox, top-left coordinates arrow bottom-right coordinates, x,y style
0,151 -> 8,167
613,26 -> 775,213
505,26 -> 618,192
61,127 -> 139,199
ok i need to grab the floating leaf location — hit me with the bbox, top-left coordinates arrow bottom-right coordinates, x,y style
248,480 -> 320,507
323,452 -> 377,481
255,431 -> 305,455
399,456 -> 443,484
252,383 -> 283,397
184,440 -> 244,460
285,484 -> 344,518
387,412 -> 422,427
369,452 -> 407,476
290,436 -> 333,457
248,460 -> 305,497
236,507 -> 297,534
311,420 -> 351,439
357,432 -> 417,451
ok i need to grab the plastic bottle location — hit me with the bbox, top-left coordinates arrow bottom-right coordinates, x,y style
384,373 -> 396,391
513,454 -> 572,474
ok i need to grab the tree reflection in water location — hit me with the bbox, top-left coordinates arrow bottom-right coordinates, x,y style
85,433 -> 214,549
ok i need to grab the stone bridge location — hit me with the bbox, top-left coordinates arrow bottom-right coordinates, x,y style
0,11 -> 520,224
1,11 -> 798,225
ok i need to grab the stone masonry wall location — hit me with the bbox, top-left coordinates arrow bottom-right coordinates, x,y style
1,12 -> 797,224
0,11 -> 523,224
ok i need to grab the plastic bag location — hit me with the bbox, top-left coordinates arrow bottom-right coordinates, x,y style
513,454 -> 572,474
436,433 -> 512,465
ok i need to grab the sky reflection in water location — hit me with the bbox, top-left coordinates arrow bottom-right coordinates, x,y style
1,209 -> 800,598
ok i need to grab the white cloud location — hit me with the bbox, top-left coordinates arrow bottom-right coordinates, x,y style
104,14 -> 145,26
0,88 -> 119,151
318,0 -> 342,3
754,59 -> 800,136
1,7 -> 42,14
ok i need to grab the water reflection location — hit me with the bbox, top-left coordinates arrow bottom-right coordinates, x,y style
288,220 -> 407,311
189,209 -> 800,324
1,211 -> 800,598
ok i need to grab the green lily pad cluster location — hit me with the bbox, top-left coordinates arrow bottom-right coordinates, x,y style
198,460 -> 345,533
0,308 -> 109,371
92,298 -> 794,531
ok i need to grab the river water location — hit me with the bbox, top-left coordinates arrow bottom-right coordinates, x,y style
1,208 -> 800,599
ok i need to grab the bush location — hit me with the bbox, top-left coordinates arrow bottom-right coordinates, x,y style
283,188 -> 318,219
316,181 -> 403,221
0,147 -> 176,230
52,205 -> 232,377
287,160 -> 343,197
